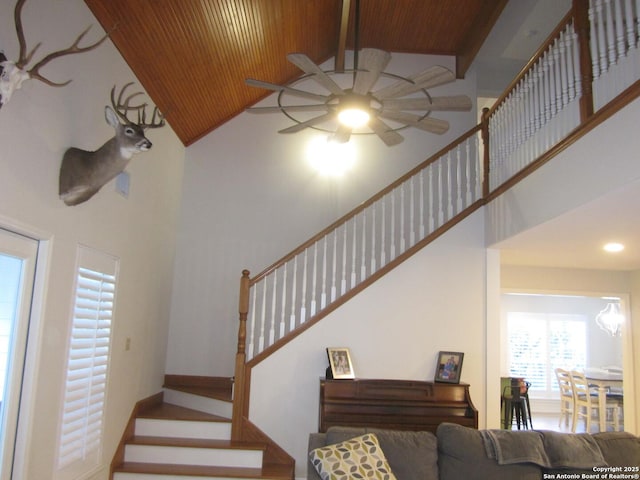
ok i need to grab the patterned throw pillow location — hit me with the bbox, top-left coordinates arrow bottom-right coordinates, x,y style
309,433 -> 397,480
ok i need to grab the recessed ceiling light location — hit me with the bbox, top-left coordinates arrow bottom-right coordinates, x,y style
603,242 -> 624,252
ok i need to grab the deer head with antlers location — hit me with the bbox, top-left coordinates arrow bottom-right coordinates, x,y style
0,0 -> 109,109
59,83 -> 165,206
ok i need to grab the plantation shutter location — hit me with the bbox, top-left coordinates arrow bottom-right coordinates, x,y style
507,312 -> 586,396
57,247 -> 118,471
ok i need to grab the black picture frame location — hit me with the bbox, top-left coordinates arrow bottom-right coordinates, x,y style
326,347 -> 355,379
434,351 -> 464,383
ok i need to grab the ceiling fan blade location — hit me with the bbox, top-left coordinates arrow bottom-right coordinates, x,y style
247,104 -> 329,114
278,112 -> 336,134
373,66 -> 455,99
287,53 -> 346,96
382,95 -> 473,112
246,78 -> 329,102
378,111 -> 450,134
368,117 -> 404,146
330,125 -> 352,143
352,48 -> 391,95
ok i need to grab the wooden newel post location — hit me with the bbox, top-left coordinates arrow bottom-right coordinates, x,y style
573,0 -> 594,121
231,269 -> 250,440
481,107 -> 491,198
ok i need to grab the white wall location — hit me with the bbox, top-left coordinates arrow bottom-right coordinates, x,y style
486,97 -> 640,245
167,53 -> 479,376
0,1 -> 185,478
249,211 -> 487,479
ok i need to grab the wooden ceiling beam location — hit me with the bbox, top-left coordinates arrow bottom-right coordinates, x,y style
335,0 -> 351,72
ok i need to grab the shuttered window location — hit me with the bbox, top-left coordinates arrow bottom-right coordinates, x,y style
507,312 -> 586,397
57,247 -> 117,472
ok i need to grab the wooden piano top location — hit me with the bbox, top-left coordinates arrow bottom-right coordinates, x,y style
319,378 -> 478,433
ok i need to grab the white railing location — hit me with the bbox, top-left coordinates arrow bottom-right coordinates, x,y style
488,16 -> 583,190
589,0 -> 640,109
244,130 -> 483,361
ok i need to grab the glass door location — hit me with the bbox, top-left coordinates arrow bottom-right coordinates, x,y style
0,228 -> 38,479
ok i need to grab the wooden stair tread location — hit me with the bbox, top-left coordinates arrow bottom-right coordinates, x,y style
163,375 -> 233,402
115,461 -> 293,479
130,435 -> 266,450
166,385 -> 233,402
139,402 -> 230,422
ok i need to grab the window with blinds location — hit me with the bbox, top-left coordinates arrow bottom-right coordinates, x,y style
57,247 -> 118,474
507,312 -> 586,397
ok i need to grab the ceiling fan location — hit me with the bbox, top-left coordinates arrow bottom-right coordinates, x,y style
245,0 -> 472,147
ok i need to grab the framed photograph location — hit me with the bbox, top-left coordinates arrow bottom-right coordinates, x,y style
326,347 -> 355,379
434,351 -> 464,383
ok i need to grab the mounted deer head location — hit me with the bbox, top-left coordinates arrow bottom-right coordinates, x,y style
0,0 -> 109,109
59,83 -> 165,206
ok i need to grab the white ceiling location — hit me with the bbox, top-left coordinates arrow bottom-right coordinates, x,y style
472,0 -> 640,272
495,178 -> 640,271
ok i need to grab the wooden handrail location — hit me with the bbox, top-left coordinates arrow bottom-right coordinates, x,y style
248,124 -> 483,286
487,10 -> 576,118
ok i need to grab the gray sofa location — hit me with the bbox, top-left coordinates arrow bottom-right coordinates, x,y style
308,424 -> 640,480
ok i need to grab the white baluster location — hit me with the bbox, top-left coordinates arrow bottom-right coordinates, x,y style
341,225 -> 347,295
311,243 -> 318,316
551,38 -> 560,117
248,286 -> 257,360
604,0 -> 617,66
456,147 -> 463,212
572,23 -> 583,97
259,280 -> 266,352
390,190 -> 396,259
409,177 -> 416,247
320,235 -> 327,310
320,237 -> 327,309
301,249 -> 308,323
371,204 -> 377,273
290,256 -> 297,331
428,166 -> 435,232
624,0 -> 636,50
280,266 -> 287,338
465,139 -> 472,205
589,3 -> 602,80
269,272 -> 277,345
419,169 -> 425,239
614,0 -> 626,59
400,184 -> 406,252
351,218 -> 357,288
437,161 -> 444,226
381,197 -> 387,267
596,0 -> 609,73
331,231 -> 337,302
360,212 -> 367,280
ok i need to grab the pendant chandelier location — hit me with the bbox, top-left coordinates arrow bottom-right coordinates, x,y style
595,302 -> 624,336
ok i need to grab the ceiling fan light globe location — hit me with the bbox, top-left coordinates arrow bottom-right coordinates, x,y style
338,108 -> 370,128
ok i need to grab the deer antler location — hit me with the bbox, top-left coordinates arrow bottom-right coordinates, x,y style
13,0 -> 110,86
110,83 -> 165,129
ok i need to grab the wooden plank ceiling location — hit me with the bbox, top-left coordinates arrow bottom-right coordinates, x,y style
84,0 -> 507,146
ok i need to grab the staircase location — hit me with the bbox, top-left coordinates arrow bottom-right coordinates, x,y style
111,377 -> 294,480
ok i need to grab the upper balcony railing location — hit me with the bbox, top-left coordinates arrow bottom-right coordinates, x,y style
232,0 -> 640,439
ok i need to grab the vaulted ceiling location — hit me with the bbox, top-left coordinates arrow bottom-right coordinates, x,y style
84,0 -> 508,146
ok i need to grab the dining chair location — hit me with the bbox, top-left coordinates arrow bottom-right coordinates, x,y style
570,370 -> 621,432
554,368 -> 574,429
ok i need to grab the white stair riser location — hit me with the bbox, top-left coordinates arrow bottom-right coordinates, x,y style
135,418 -> 231,440
124,444 -> 262,468
163,389 -> 233,418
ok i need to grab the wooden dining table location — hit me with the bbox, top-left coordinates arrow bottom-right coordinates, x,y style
585,369 -> 623,432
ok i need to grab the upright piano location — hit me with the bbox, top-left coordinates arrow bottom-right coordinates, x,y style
319,378 -> 478,433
